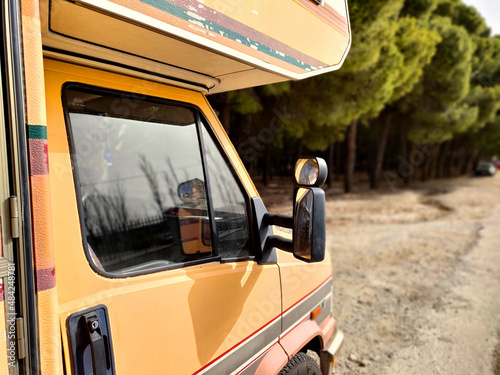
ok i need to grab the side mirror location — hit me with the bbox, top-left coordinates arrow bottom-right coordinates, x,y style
293,157 -> 327,262
259,157 -> 327,264
293,187 -> 326,262
178,178 -> 205,206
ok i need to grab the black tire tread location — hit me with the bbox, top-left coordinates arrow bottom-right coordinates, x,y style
279,352 -> 322,375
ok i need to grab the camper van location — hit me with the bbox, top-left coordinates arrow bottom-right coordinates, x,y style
0,0 -> 350,374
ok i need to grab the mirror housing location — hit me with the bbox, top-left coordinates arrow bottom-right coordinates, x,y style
257,157 -> 327,264
292,187 -> 326,262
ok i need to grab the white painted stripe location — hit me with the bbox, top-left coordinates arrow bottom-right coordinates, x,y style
281,311 -> 312,337
232,340 -> 277,375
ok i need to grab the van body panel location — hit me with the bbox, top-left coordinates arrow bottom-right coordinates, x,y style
242,342 -> 289,375
45,59 -> 283,374
277,251 -> 333,319
41,0 -> 351,92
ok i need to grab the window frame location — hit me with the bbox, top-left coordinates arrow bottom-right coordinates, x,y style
62,83 -> 256,278
196,113 -> 258,262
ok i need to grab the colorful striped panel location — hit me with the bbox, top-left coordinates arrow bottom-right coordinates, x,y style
140,0 -> 324,71
106,0 -> 349,73
21,0 -> 63,373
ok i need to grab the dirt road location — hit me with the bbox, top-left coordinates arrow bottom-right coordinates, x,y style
259,173 -> 500,374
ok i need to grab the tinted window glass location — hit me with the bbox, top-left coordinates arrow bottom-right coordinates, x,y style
201,124 -> 251,258
65,88 -> 213,274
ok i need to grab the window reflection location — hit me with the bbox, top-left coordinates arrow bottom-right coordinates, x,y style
65,88 -> 252,275
67,90 -> 212,273
201,124 -> 250,258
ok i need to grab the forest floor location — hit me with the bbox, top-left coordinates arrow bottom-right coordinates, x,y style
257,172 -> 500,375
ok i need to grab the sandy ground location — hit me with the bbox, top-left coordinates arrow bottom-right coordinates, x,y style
258,173 -> 500,375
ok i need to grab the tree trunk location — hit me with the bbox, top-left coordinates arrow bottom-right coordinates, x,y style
344,119 -> 358,193
472,150 -> 481,171
370,114 -> 392,189
429,143 -> 440,179
461,149 -> 474,175
262,146 -> 270,186
437,141 -> 451,178
421,156 -> 429,182
399,121 -> 408,164
335,141 -> 341,181
456,140 -> 467,176
445,139 -> 455,177
405,143 -> 416,186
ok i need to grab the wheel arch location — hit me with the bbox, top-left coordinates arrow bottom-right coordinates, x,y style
280,319 -> 329,359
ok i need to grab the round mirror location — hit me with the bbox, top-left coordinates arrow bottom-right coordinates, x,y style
295,157 -> 327,187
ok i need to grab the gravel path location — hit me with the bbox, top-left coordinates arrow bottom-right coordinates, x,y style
260,173 -> 500,375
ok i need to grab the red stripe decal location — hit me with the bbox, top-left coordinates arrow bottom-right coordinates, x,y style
36,267 -> 56,292
28,138 -> 49,176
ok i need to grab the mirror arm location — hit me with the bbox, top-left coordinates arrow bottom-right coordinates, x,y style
263,212 -> 293,229
265,235 -> 293,253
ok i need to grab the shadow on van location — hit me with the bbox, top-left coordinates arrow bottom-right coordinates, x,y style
186,261 -> 268,365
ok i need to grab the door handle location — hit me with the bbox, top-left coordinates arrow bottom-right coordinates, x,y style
84,313 -> 107,375
67,305 -> 115,375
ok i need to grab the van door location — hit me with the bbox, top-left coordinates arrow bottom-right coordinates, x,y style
45,61 -> 282,374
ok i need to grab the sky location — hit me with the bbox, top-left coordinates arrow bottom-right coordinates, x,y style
461,0 -> 500,36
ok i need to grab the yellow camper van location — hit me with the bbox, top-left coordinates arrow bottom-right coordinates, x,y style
0,0 -> 350,374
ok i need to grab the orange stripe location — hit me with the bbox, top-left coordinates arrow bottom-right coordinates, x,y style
37,289 -> 64,374
21,2 -> 47,125
30,175 -> 55,271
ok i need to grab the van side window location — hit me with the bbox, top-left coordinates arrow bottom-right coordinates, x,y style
65,87 -> 217,275
201,123 -> 251,259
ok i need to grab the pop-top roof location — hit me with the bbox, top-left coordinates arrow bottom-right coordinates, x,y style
41,0 -> 351,93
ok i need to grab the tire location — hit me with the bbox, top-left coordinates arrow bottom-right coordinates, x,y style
279,352 -> 322,375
